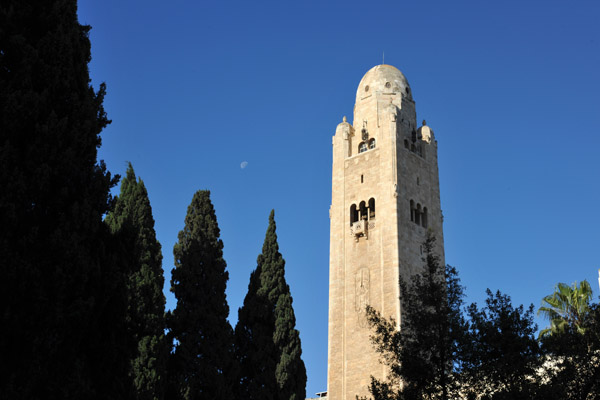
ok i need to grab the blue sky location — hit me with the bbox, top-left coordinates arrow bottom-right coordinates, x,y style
78,0 -> 600,395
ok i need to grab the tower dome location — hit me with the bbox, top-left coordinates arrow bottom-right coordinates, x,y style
355,64 -> 412,103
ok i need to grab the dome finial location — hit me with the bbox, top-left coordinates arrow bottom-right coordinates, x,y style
422,119 -> 427,126
343,116 -> 347,123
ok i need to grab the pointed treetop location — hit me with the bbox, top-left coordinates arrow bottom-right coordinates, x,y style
234,208 -> 306,400
118,162 -> 136,193
126,161 -> 135,178
169,189 -> 233,399
177,190 -> 223,244
259,209 -> 279,260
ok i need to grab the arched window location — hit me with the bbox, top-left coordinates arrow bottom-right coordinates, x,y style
404,139 -> 409,149
358,142 -> 367,153
350,204 -> 358,226
410,200 -> 428,227
368,198 -> 375,219
368,138 -> 376,149
359,201 -> 367,220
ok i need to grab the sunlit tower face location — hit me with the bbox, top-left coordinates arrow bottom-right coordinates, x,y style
327,65 -> 445,400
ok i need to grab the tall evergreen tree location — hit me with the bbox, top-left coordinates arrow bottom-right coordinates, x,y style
105,163 -> 167,400
235,210 -> 307,400
0,1 -> 125,398
364,232 -> 467,400
167,190 -> 234,400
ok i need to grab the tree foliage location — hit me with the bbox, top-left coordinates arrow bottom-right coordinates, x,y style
537,294 -> 600,400
462,290 -> 541,400
0,0 -> 126,397
235,210 -> 307,400
364,233 -> 543,400
364,232 -> 467,400
167,190 -> 234,400
105,163 -> 167,400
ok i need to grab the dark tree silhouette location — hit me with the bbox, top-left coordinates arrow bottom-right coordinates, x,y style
0,0 -> 127,397
537,302 -> 600,400
364,232 -> 467,400
462,290 -> 541,400
106,163 -> 167,400
235,210 -> 307,400
167,190 -> 235,400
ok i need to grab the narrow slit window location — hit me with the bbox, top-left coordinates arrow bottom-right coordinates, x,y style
359,201 -> 367,221
368,198 -> 375,219
350,204 -> 358,226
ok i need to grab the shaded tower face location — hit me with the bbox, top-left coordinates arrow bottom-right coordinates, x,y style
327,65 -> 445,400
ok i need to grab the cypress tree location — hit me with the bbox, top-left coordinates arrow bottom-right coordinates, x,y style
168,190 -> 234,400
0,0 -> 124,397
235,210 -> 307,400
105,163 -> 167,400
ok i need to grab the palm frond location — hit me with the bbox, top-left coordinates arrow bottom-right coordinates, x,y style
537,280 -> 592,339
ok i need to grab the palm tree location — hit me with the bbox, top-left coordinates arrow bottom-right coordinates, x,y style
538,280 -> 593,339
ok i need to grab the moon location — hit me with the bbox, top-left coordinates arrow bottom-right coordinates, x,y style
240,161 -> 248,169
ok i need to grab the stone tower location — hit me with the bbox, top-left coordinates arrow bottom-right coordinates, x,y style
327,64 -> 445,400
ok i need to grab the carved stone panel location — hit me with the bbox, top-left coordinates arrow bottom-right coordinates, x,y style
355,267 -> 370,328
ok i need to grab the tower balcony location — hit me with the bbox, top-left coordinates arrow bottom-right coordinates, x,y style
350,219 -> 375,241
